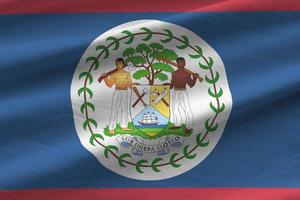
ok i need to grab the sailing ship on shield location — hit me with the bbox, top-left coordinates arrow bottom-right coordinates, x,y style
98,43 -> 202,139
130,84 -> 170,137
138,112 -> 158,125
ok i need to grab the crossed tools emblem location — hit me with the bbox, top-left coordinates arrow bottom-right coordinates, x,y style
132,86 -> 169,108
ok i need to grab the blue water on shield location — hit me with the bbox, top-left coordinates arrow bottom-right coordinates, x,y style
132,105 -> 169,129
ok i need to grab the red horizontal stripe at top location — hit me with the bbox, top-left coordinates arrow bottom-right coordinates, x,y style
1,188 -> 300,200
0,0 -> 300,14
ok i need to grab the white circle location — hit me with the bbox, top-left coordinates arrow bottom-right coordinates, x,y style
71,20 -> 232,180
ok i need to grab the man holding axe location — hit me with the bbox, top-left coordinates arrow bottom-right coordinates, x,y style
160,57 -> 201,134
98,58 -> 133,134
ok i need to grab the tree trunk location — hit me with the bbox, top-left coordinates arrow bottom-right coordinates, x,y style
149,65 -> 155,85
149,78 -> 154,85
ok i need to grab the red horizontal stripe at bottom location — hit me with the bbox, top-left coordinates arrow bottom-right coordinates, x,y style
0,188 -> 300,200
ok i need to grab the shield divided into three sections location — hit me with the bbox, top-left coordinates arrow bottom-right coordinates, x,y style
131,85 -> 170,137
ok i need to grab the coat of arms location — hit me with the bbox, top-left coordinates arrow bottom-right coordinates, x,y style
71,20 -> 232,180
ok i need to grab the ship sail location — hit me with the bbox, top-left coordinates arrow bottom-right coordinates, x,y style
138,112 -> 158,125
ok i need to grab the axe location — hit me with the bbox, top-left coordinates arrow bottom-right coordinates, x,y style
152,88 -> 169,107
132,87 -> 149,108
98,64 -> 133,83
156,56 -> 203,82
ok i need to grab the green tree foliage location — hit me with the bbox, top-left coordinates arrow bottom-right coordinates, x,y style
133,69 -> 150,80
123,43 -> 177,85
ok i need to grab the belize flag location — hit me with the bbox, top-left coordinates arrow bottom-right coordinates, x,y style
0,0 -> 300,199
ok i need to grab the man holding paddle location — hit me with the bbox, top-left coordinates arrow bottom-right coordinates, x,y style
169,57 -> 200,134
98,58 -> 133,134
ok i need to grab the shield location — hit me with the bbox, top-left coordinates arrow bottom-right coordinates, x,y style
131,85 -> 170,137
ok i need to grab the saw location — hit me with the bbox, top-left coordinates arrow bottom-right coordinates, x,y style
152,88 -> 169,106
